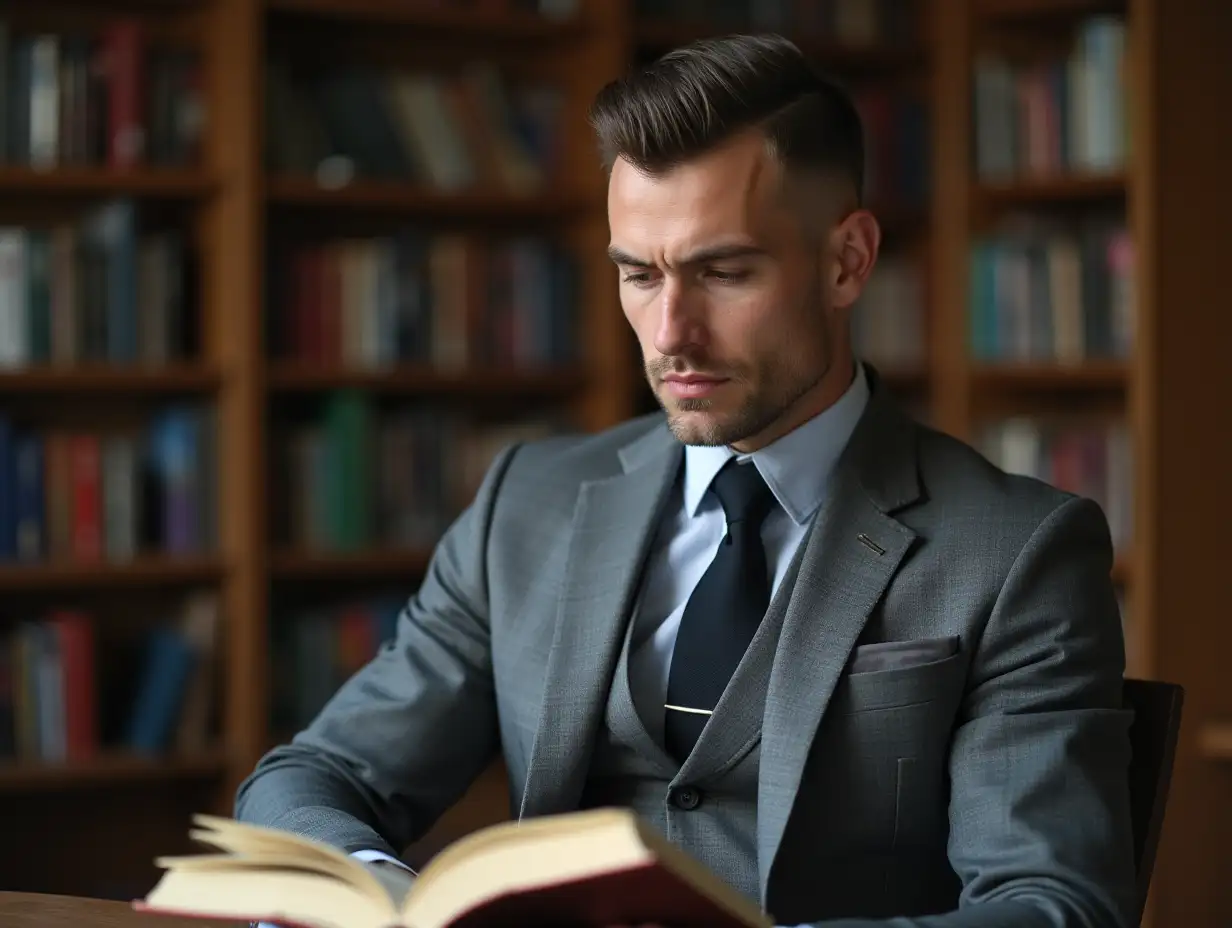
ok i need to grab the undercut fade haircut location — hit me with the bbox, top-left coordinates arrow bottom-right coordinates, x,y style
589,33 -> 865,204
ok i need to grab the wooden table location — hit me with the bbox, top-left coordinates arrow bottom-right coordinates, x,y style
0,892 -> 242,928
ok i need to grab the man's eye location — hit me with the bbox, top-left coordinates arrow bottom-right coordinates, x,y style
622,272 -> 656,287
708,268 -> 749,283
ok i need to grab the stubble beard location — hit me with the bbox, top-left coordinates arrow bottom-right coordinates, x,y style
649,347 -> 829,447
647,265 -> 834,447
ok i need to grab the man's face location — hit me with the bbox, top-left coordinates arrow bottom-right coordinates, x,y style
607,131 -> 866,450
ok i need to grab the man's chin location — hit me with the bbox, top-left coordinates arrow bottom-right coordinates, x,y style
663,406 -> 740,447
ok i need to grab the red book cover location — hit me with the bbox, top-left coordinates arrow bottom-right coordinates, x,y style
48,610 -> 97,761
101,19 -> 145,168
68,434 -> 102,561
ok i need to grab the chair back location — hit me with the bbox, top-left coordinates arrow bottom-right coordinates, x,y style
1123,677 -> 1184,920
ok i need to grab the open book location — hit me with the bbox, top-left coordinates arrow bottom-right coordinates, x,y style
133,807 -> 773,928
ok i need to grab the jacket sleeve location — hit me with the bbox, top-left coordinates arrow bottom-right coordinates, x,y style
233,442 -> 521,859
815,495 -> 1139,928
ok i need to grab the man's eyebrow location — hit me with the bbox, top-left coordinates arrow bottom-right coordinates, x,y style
606,243 -> 765,267
678,243 -> 765,265
607,246 -> 651,267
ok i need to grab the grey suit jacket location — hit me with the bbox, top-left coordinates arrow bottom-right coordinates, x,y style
235,373 -> 1137,928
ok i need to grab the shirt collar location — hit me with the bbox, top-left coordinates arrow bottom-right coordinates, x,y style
683,362 -> 870,526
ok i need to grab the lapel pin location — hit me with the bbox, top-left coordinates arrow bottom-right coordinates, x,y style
857,533 -> 886,556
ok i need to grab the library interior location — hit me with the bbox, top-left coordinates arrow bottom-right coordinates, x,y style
0,0 -> 1228,926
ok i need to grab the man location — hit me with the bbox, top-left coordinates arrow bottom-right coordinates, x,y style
236,34 -> 1137,928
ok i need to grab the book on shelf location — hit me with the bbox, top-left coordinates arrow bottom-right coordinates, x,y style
0,403 -> 216,565
973,16 -> 1127,180
0,199 -> 197,370
0,590 -> 219,764
0,16 -> 204,171
135,808 -> 771,928
264,57 -> 561,195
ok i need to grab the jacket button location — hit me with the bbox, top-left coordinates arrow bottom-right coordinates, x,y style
671,785 -> 703,810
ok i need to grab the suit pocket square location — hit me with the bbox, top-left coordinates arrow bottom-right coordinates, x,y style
849,636 -> 959,675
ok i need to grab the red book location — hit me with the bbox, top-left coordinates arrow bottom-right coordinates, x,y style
47,610 -> 97,760
100,20 -> 144,167
133,808 -> 770,928
68,434 -> 102,561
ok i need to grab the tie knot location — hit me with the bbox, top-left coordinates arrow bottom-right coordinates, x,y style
711,459 -> 776,527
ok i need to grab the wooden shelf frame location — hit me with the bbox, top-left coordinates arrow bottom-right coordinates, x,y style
933,1 -> 1232,924
0,364 -> 221,394
266,362 -> 586,397
0,751 -> 227,791
0,556 -> 224,592
0,1 -> 1227,923
265,175 -> 594,218
0,166 -> 215,198
265,0 -> 585,38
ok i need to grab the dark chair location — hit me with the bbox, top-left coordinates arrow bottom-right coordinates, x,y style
1123,677 -> 1184,923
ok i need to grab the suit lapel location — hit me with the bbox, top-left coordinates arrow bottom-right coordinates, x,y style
756,381 -> 922,900
519,422 -> 682,819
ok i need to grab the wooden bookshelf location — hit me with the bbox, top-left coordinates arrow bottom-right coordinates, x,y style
265,0 -> 584,38
265,176 -> 593,218
968,361 -> 1130,390
269,548 -> 432,580
267,363 -> 585,396
0,0 -> 1228,922
0,365 -> 220,394
975,0 -> 1124,20
0,557 -> 224,592
0,751 -> 226,791
0,166 -> 214,197
634,21 -> 926,71
1199,724 -> 1232,762
935,0 -> 1232,924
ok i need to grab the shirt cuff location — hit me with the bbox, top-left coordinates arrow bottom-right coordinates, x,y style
351,848 -> 415,872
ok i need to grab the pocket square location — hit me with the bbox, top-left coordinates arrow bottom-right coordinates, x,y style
849,635 -> 959,674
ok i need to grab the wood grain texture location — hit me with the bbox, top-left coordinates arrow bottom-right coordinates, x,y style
0,893 -> 239,928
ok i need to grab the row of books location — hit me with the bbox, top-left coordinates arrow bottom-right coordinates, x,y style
974,16 -> 1127,181
0,404 -> 215,564
0,18 -> 204,170
979,416 -> 1132,552
0,201 -> 195,369
272,392 -> 557,552
854,89 -> 930,208
265,59 -> 560,195
851,252 -> 925,371
0,592 -> 218,763
267,232 -> 578,369
969,215 -> 1133,362
270,596 -> 403,734
634,0 -> 917,45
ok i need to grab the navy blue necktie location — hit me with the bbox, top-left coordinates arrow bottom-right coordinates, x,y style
664,458 -> 777,761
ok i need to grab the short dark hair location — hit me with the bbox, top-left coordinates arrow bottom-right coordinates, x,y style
589,33 -> 865,203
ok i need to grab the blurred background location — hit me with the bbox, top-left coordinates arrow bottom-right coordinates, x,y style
0,0 -> 1228,924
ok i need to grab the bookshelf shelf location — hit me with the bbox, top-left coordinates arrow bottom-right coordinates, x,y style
0,167 -> 214,199
265,177 -> 592,218
968,361 -> 1130,391
1198,723 -> 1232,761
0,365 -> 220,395
0,751 -> 226,792
0,557 -> 224,592
975,0 -> 1124,20
975,173 -> 1126,208
264,0 -> 583,38
270,548 -> 431,581
267,363 -> 586,397
634,21 -> 925,71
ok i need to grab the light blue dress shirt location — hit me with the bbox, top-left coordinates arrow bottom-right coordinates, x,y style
310,364 -> 871,921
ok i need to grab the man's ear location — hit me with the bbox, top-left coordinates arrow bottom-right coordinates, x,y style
827,209 -> 881,310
